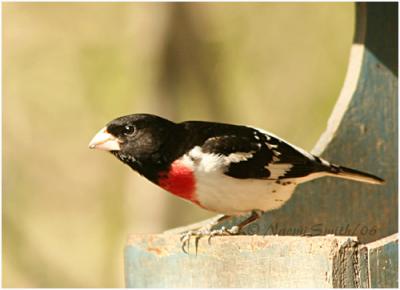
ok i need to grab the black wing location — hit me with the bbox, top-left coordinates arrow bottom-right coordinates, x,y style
200,127 -> 321,180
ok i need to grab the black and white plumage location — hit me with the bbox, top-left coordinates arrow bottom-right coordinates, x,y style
89,113 -> 384,216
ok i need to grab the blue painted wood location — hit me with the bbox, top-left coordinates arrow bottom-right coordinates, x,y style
368,234 -> 398,288
124,235 -> 358,288
124,234 -> 398,287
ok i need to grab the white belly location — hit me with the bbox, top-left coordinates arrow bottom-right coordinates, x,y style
194,170 -> 297,215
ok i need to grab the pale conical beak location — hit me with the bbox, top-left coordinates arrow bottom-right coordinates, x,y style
88,127 -> 121,151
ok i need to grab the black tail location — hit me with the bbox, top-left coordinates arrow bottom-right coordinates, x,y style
326,164 -> 384,185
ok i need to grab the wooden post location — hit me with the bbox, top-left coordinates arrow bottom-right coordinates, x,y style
126,235 -> 358,287
125,234 -> 398,287
124,3 -> 398,287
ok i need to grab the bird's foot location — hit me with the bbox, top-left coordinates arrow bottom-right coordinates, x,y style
180,225 -> 239,254
179,211 -> 263,254
207,225 -> 239,244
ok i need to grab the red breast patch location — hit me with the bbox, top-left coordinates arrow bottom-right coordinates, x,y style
158,161 -> 198,204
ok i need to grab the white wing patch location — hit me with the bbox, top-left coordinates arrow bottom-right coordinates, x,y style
226,151 -> 255,163
184,146 -> 255,172
266,163 -> 293,179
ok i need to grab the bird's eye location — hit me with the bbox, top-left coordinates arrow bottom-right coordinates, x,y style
122,125 -> 135,136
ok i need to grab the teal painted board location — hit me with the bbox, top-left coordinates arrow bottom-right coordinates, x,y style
124,235 -> 358,288
368,234 -> 398,288
124,234 -> 398,287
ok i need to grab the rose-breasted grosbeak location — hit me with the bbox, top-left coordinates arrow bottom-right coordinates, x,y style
89,113 -> 383,252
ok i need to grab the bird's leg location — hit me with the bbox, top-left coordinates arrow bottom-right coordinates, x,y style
180,215 -> 231,254
207,210 -> 263,243
235,209 -> 263,232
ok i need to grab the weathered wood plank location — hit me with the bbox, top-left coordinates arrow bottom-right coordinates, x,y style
332,239 -> 360,288
125,235 -> 358,288
125,234 -> 398,287
358,245 -> 370,288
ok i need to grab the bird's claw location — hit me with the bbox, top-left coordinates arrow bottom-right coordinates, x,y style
180,230 -> 194,254
180,229 -> 208,255
207,225 -> 239,245
180,225 -> 240,254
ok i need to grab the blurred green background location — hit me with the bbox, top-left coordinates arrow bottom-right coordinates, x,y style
3,3 -> 354,287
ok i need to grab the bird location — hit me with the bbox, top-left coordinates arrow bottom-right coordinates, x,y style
89,113 -> 384,253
